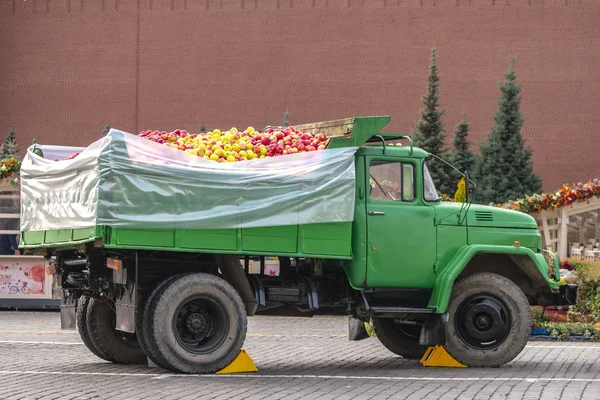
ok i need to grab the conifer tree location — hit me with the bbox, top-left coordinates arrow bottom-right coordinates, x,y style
449,113 -> 476,178
413,48 -> 454,195
474,60 -> 542,204
1,126 -> 19,160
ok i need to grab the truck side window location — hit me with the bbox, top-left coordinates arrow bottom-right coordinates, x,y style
402,164 -> 415,201
369,161 -> 415,202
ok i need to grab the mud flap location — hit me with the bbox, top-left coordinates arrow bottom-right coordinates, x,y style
60,290 -> 77,330
115,280 -> 136,333
348,316 -> 370,341
419,313 -> 447,346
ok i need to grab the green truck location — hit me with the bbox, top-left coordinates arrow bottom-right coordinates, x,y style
20,116 -> 577,374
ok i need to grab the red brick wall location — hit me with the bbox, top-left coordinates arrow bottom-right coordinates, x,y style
1,0 -> 599,191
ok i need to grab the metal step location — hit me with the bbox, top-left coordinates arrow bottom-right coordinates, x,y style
368,306 -> 436,314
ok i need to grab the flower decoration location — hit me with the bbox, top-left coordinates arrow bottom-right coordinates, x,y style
498,178 -> 600,214
0,157 -> 21,185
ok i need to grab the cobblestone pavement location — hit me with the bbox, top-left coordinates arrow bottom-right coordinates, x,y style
0,311 -> 599,399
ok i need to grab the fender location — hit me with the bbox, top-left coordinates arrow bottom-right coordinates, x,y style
427,244 -> 560,313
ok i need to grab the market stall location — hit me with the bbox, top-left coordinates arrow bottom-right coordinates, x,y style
501,178 -> 600,260
0,157 -> 56,309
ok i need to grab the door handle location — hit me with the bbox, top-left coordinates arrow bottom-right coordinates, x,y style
368,211 -> 385,216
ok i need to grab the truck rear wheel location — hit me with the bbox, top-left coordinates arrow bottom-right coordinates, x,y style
372,318 -> 427,359
444,272 -> 532,367
136,275 -> 184,369
76,296 -> 110,361
86,297 -> 147,364
146,273 -> 248,374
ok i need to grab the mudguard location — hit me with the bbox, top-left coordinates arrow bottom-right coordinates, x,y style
427,244 -> 560,313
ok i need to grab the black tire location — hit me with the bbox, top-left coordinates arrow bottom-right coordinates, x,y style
444,272 -> 532,367
147,273 -> 247,374
348,316 -> 370,341
76,296 -> 111,361
136,275 -> 185,369
373,318 -> 428,359
86,297 -> 147,364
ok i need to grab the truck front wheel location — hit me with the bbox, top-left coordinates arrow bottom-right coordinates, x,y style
146,273 -> 247,374
372,318 -> 428,359
86,297 -> 147,364
444,272 -> 532,367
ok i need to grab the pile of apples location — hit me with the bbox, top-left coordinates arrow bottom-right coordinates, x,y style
138,126 -> 330,162
53,151 -> 80,162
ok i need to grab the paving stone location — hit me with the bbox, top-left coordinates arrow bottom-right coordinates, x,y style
0,311 -> 599,399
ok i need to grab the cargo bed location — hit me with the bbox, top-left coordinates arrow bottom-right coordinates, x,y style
20,222 -> 353,259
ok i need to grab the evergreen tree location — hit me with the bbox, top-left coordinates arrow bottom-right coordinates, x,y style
473,60 -> 542,204
413,48 -> 454,195
449,113 -> 476,179
1,126 -> 19,160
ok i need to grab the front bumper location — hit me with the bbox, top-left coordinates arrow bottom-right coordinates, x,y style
539,284 -> 578,307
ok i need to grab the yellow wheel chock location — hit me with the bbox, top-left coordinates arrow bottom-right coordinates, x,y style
216,349 -> 258,374
420,346 -> 467,368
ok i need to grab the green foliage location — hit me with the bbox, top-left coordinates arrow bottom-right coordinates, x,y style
539,322 -> 600,341
531,306 -> 549,327
473,60 -> 542,204
413,49 -> 454,196
449,113 -> 476,179
571,275 -> 600,322
563,258 -> 600,323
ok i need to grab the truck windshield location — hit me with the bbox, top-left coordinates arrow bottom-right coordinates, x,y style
423,162 -> 440,201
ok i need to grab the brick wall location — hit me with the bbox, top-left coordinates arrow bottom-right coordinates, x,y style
1,0 -> 599,191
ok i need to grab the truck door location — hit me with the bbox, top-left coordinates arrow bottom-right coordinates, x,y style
365,158 -> 437,288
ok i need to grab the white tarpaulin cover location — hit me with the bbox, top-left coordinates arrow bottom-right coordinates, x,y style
20,129 -> 358,232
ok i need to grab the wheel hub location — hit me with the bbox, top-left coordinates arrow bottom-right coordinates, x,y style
456,295 -> 511,349
173,297 -> 230,355
186,312 -> 208,334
